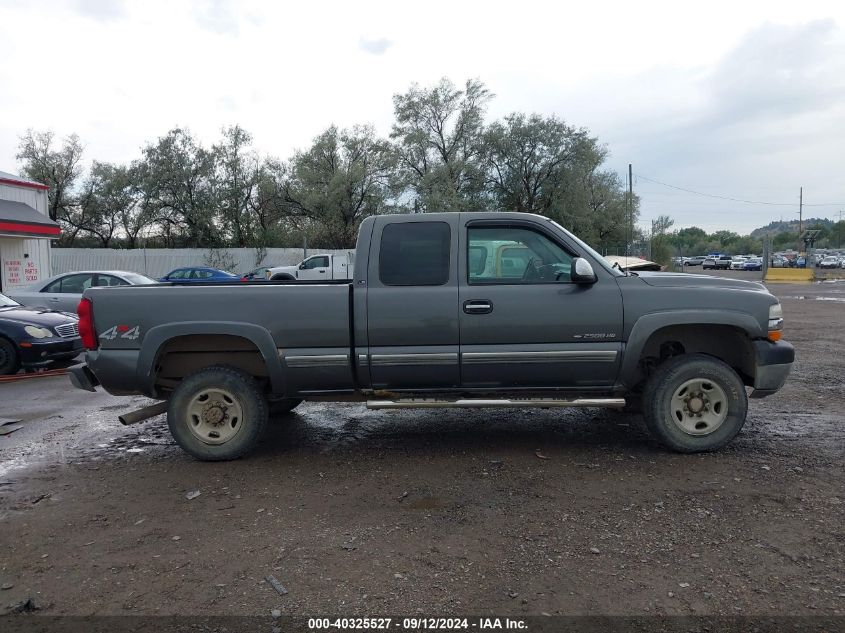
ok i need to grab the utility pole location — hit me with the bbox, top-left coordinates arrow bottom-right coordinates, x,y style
627,163 -> 633,258
797,186 -> 803,255
799,187 -> 803,236
839,210 -> 843,248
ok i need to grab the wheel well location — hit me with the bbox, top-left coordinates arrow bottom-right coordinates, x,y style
635,324 -> 756,388
270,273 -> 294,281
153,334 -> 268,393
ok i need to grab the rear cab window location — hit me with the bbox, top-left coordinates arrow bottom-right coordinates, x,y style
379,222 -> 451,286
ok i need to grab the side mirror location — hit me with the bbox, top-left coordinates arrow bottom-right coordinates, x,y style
571,257 -> 597,284
299,263 -> 306,270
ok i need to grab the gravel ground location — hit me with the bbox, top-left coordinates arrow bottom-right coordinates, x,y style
0,273 -> 843,619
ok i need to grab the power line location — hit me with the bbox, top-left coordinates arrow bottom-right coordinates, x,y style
635,174 -> 845,207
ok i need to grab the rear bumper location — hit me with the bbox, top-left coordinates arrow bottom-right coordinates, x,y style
750,339 -> 795,398
69,364 -> 100,392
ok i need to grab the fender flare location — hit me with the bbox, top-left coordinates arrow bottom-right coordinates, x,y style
137,321 -> 286,396
620,310 -> 763,388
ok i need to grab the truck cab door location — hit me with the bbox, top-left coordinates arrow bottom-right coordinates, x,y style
298,255 -> 330,280
363,216 -> 460,391
458,219 -> 623,392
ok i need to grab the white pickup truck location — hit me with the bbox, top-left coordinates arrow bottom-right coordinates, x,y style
265,252 -> 354,281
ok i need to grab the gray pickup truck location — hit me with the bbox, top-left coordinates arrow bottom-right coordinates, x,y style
70,212 -> 794,460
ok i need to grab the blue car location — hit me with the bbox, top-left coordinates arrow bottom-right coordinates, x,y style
159,267 -> 239,283
742,258 -> 763,271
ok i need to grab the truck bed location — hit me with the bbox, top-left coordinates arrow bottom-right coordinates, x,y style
85,282 -> 354,397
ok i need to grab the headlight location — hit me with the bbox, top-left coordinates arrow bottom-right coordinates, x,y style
767,303 -> 783,341
24,325 -> 53,339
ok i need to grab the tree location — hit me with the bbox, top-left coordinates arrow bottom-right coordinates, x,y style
583,169 -> 637,253
283,125 -> 396,247
649,215 -> 675,266
68,162 -> 136,247
212,125 -> 263,247
138,128 -> 217,247
483,112 -> 635,250
391,78 -> 492,212
285,125 -> 395,248
485,113 -> 582,213
16,129 -> 84,222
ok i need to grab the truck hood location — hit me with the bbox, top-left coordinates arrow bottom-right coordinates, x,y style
633,272 -> 766,292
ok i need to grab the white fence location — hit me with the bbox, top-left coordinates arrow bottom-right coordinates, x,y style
51,247 -> 350,279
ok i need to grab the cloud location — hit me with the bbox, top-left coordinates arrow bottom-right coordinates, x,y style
192,0 -> 239,36
359,37 -> 393,56
72,0 -> 126,21
567,20 -> 845,232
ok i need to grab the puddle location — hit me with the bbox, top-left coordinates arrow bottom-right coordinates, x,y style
780,295 -> 845,302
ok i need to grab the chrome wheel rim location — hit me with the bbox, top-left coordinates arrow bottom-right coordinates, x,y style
669,378 -> 728,436
186,388 -> 244,445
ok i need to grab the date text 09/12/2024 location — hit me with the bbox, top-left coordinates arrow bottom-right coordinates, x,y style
307,617 -> 528,630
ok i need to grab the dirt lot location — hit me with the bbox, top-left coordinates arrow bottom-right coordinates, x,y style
0,274 -> 843,620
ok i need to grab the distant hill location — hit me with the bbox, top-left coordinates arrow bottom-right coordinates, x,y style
750,218 -> 833,238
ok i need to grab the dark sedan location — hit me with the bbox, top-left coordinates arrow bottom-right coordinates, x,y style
159,267 -> 239,283
0,293 -> 83,375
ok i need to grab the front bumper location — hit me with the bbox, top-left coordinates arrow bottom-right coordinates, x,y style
19,337 -> 84,368
750,339 -> 795,398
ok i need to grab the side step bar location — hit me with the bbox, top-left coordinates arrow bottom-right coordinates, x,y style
366,398 -> 626,410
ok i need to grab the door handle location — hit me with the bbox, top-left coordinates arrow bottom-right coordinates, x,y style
463,300 -> 493,314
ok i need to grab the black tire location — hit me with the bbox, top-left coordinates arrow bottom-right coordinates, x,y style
269,398 -> 303,416
270,274 -> 295,281
167,365 -> 268,461
642,354 -> 747,453
0,337 -> 21,375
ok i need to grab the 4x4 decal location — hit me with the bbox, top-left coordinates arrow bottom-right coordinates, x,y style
100,325 -> 140,341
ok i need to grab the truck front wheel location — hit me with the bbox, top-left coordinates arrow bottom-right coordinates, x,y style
167,366 -> 268,461
642,354 -> 747,452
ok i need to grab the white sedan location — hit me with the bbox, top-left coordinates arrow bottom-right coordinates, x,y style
8,270 -> 156,312
729,257 -> 748,270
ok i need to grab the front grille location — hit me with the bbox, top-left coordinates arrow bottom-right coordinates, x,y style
55,322 -> 80,338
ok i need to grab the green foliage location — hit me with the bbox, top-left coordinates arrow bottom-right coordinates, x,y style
283,125 -> 396,248
391,78 -> 491,212
16,129 -> 84,225
649,215 -> 675,267
13,78 -> 639,250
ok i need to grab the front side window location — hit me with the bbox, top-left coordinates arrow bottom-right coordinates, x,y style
192,270 -> 213,279
379,222 -> 451,286
468,226 -> 573,284
167,270 -> 186,280
304,256 -> 329,270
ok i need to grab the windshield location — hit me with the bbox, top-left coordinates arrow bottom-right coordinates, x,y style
547,220 -> 625,277
0,293 -> 21,307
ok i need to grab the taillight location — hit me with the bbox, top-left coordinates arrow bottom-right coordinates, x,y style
77,297 -> 98,350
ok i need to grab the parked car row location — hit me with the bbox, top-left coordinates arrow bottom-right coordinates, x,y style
818,255 -> 845,269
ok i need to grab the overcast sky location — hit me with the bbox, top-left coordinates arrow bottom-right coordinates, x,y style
1,0 -> 843,234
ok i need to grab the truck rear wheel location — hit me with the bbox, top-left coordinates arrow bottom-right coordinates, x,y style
642,354 -> 747,452
167,366 -> 268,461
